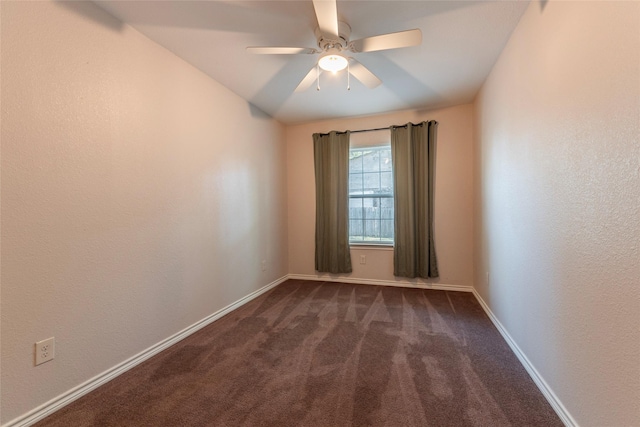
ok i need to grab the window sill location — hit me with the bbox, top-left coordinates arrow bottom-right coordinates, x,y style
349,243 -> 394,251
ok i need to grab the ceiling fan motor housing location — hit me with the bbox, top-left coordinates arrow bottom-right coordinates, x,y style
315,21 -> 351,51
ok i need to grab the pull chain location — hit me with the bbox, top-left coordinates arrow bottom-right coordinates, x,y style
347,60 -> 351,91
316,64 -> 320,91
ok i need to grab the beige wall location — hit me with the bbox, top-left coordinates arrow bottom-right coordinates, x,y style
474,1 -> 640,425
5,0 -> 639,425
1,2 -> 288,423
287,105 -> 474,289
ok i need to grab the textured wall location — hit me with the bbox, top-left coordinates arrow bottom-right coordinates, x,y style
286,105 -> 474,288
1,2 -> 287,423
474,1 -> 640,425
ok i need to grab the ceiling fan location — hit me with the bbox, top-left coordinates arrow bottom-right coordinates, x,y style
246,0 -> 422,92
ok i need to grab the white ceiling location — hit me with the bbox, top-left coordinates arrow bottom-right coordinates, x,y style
94,1 -> 529,124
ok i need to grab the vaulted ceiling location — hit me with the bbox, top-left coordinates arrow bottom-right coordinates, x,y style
95,1 -> 529,124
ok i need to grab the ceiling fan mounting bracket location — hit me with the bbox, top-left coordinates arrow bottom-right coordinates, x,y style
315,21 -> 351,52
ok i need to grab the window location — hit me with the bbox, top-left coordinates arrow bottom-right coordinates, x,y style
348,143 -> 394,244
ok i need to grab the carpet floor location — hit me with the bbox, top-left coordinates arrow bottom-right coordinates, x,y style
36,280 -> 562,426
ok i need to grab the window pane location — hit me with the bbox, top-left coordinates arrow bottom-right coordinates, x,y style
380,220 -> 394,240
349,198 -> 363,219
364,204 -> 379,220
381,197 -> 394,208
380,171 -> 392,193
362,151 -> 380,173
365,220 -> 380,240
349,151 -> 364,172
380,149 -> 392,172
381,197 -> 394,219
349,173 -> 363,195
363,172 -> 380,193
350,220 -> 363,240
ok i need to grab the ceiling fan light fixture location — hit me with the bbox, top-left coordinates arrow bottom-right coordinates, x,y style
318,54 -> 348,73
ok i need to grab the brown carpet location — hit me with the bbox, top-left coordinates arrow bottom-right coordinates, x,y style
36,280 -> 562,426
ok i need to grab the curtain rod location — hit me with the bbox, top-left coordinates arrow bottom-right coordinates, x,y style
315,127 -> 386,136
317,121 -> 436,136
350,126 -> 390,134
317,126 -> 389,136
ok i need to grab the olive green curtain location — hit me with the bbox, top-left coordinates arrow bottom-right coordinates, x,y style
391,121 -> 439,278
313,131 -> 352,274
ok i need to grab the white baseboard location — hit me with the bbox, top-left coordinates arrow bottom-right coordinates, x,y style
287,273 -> 473,293
11,276 -> 571,427
3,275 -> 289,427
471,289 -> 578,427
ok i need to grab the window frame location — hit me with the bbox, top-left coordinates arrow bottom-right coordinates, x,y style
348,144 -> 394,246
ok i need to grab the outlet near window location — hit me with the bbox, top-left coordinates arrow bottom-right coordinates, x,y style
35,337 -> 55,366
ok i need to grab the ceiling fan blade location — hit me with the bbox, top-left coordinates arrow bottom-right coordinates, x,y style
350,29 -> 422,53
295,67 -> 321,93
246,47 -> 318,55
348,59 -> 382,89
313,0 -> 339,40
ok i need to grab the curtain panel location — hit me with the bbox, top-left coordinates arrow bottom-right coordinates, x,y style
313,131 -> 352,274
391,121 -> 439,279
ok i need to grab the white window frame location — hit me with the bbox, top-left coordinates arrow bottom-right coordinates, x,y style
348,144 -> 394,246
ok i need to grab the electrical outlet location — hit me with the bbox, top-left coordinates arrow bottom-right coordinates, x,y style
35,337 -> 55,366
261,260 -> 267,272
360,255 -> 366,265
